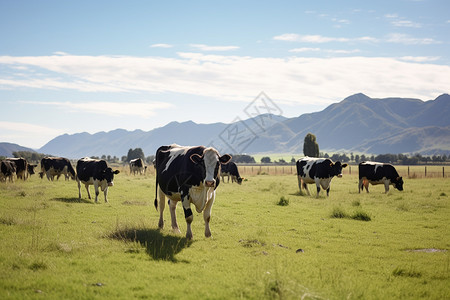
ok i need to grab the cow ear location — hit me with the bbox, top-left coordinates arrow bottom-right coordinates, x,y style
114,170 -> 120,174
219,154 -> 232,164
190,154 -> 203,164
342,163 -> 348,168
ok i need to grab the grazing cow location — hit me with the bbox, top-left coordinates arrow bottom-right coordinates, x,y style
6,158 -> 28,180
0,160 -> 16,182
358,161 -> 403,193
27,164 -> 38,178
221,161 -> 243,184
154,144 -> 231,239
129,158 -> 146,175
296,157 -> 348,197
40,157 -> 76,181
76,158 -> 120,203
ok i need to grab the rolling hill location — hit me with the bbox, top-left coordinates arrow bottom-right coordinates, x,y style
31,93 -> 450,158
0,142 -> 36,157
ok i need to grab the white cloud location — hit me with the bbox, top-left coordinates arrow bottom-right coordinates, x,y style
391,20 -> 421,28
399,56 -> 441,62
0,121 -> 65,148
150,44 -> 173,48
289,47 -> 321,53
386,33 -> 440,45
273,34 -> 377,43
190,44 -> 239,51
19,101 -> 174,118
289,48 -> 360,54
0,53 -> 449,108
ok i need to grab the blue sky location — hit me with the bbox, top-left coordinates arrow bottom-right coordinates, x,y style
1,0 -> 449,149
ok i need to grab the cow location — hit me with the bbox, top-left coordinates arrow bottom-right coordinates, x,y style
358,161 -> 404,193
129,158 -> 146,175
0,160 -> 16,182
27,164 -> 38,178
154,144 -> 231,239
6,158 -> 28,180
76,158 -> 120,203
296,157 -> 348,198
40,157 -> 76,181
220,161 -> 243,184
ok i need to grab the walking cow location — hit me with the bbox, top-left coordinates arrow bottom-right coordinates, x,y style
76,158 -> 120,203
296,157 -> 347,197
154,144 -> 231,239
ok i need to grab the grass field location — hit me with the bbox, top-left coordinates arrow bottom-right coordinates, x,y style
0,170 -> 449,299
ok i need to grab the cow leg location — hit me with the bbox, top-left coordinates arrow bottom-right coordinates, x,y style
157,186 -> 165,229
93,182 -> 100,203
181,189 -> 193,240
326,187 -> 330,197
103,187 -> 109,203
384,181 -> 390,193
297,175 -> 303,194
78,180 -> 82,198
364,180 -> 369,193
169,200 -> 181,233
302,182 -> 311,196
358,178 -> 363,193
85,184 -> 91,200
203,189 -> 215,238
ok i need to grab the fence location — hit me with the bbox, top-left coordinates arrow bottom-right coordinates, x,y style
237,164 -> 450,178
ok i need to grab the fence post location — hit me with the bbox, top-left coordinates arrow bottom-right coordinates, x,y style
425,166 -> 427,177
408,166 -> 410,177
444,166 -> 445,178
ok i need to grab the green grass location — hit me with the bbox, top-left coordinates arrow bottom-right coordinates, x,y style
0,172 -> 449,299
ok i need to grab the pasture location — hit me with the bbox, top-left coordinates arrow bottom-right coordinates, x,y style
0,169 -> 449,299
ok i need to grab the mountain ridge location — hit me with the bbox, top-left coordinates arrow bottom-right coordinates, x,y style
3,93 -> 449,158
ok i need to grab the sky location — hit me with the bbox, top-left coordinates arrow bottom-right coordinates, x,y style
1,0 -> 449,149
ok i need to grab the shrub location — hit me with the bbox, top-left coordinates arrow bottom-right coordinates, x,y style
351,210 -> 371,221
277,196 -> 289,206
330,207 -> 349,219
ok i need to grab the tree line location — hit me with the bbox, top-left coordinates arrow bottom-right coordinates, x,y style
3,144 -> 449,166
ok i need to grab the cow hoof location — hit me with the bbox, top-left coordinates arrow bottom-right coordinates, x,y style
205,231 -> 211,238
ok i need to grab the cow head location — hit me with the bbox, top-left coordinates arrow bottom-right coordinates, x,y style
393,176 -> 404,191
190,148 -> 232,187
331,161 -> 348,178
102,167 -> 120,188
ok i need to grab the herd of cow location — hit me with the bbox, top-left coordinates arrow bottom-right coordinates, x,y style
1,144 -> 404,239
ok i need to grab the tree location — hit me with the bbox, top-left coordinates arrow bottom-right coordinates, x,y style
261,156 -> 271,163
303,133 -> 319,157
126,148 -> 145,162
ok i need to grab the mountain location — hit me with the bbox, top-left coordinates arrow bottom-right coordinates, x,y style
36,93 -> 450,158
0,142 -> 36,157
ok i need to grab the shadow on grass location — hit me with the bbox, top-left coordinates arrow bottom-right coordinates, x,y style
51,197 -> 93,204
109,227 -> 192,262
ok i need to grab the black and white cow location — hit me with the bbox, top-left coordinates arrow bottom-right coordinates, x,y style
27,164 -> 38,178
154,144 -> 231,239
221,161 -> 243,184
129,158 -> 146,175
0,160 -> 16,182
296,157 -> 348,197
41,157 -> 76,181
358,161 -> 403,193
6,158 -> 28,180
76,158 -> 120,203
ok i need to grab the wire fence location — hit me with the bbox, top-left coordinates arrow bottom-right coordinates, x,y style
236,164 -> 450,178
